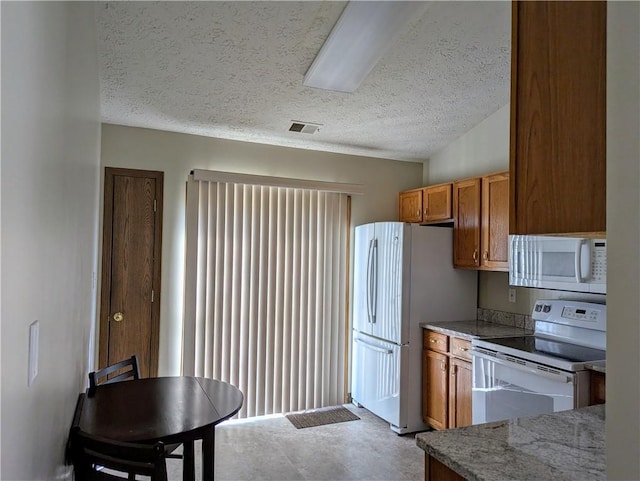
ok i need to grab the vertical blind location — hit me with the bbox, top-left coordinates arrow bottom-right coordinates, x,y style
183,174 -> 350,418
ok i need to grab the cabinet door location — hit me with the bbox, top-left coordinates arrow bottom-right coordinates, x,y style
398,189 -> 423,223
510,1 -> 606,235
423,183 -> 452,223
453,178 -> 481,268
481,172 -> 509,271
449,358 -> 472,429
423,349 -> 448,430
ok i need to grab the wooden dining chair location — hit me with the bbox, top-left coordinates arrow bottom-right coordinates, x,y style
69,392 -> 168,481
88,355 -> 140,395
87,355 -> 182,460
72,430 -> 168,481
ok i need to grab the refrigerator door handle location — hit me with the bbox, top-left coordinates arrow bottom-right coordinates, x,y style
354,337 -> 393,355
371,238 -> 378,323
366,238 -> 375,323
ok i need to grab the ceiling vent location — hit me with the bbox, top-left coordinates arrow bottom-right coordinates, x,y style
289,121 -> 322,135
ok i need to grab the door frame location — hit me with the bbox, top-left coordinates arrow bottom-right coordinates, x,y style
98,167 -> 164,376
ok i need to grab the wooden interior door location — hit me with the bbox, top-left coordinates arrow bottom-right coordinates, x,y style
99,168 -> 163,377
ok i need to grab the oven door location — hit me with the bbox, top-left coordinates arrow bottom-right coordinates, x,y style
471,349 -> 576,425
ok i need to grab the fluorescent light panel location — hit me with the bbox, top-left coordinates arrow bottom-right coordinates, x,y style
303,1 -> 428,93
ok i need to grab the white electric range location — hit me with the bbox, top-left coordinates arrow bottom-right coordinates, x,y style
470,299 -> 606,424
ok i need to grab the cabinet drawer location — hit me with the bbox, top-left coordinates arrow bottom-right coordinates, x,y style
423,330 -> 449,353
451,337 -> 472,361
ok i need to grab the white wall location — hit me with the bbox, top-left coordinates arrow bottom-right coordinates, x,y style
0,3 -> 101,480
424,104 -> 510,185
606,2 -> 640,479
100,124 -> 424,375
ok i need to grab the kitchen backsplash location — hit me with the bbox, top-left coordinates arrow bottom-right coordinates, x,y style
477,308 -> 534,330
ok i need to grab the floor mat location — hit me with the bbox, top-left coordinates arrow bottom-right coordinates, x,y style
285,405 -> 360,429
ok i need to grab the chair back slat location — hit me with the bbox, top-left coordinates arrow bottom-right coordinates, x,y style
88,355 -> 140,396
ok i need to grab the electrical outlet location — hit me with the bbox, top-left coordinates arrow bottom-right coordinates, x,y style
508,288 -> 517,303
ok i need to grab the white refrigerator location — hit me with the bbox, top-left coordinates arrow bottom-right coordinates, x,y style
351,222 -> 477,434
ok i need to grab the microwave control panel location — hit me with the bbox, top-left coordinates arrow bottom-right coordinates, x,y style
591,240 -> 607,282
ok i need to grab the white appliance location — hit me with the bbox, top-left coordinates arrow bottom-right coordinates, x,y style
509,235 -> 606,294
350,222 -> 477,434
470,299 -> 606,425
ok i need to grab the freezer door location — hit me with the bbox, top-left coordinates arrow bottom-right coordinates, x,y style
351,333 -> 405,428
370,222 -> 404,344
353,223 -> 376,335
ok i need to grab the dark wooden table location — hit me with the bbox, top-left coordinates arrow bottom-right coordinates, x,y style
80,376 -> 243,481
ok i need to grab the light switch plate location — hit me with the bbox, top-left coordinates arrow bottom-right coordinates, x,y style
28,320 -> 39,386
508,288 -> 517,303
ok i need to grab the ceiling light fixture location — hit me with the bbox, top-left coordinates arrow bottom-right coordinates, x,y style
303,1 -> 428,93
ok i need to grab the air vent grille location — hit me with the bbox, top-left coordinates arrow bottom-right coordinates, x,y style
289,121 -> 322,135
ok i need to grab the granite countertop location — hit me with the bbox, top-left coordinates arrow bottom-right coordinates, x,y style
416,405 -> 605,481
420,319 -> 533,340
585,361 -> 606,373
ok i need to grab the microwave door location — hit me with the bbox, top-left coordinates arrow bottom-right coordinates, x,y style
537,238 -> 590,284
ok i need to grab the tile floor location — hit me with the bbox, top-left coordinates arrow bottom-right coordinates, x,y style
166,404 -> 424,481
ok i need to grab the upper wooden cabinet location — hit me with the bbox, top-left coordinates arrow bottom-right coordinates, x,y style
510,1 -> 606,235
399,183 -> 452,224
399,188 -> 423,223
454,172 -> 509,271
453,178 -> 481,268
481,172 -> 509,271
423,183 -> 453,223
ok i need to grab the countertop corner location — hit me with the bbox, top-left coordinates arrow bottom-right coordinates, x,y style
416,404 -> 605,481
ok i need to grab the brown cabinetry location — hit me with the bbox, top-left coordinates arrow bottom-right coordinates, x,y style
453,178 -> 481,268
425,455 -> 466,481
589,371 -> 606,405
454,172 -> 509,271
510,1 -> 606,235
399,183 -> 453,224
399,189 -> 423,223
423,330 -> 473,430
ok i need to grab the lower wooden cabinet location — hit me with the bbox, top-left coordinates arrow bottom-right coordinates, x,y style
423,330 -> 473,430
425,455 -> 466,481
589,371 -> 606,405
423,349 -> 449,430
449,357 -> 473,429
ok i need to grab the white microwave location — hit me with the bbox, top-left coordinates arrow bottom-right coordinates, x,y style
509,235 -> 606,294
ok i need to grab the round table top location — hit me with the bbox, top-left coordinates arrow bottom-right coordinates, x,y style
80,376 -> 243,444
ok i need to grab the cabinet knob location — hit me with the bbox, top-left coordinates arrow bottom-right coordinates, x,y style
112,312 -> 124,322
473,249 -> 478,262
483,250 -> 489,261
416,210 -> 420,216
441,362 -> 446,372
430,339 -> 437,343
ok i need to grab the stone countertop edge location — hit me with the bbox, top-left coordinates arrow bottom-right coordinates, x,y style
585,361 -> 606,373
419,319 -> 533,340
416,404 -> 605,481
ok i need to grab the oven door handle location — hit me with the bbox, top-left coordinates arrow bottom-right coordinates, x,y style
469,349 -> 573,384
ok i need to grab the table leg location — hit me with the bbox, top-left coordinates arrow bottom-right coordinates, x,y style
202,425 -> 215,481
183,440 -> 195,481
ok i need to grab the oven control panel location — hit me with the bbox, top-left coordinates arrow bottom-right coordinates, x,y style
532,299 -> 606,331
561,306 -> 601,322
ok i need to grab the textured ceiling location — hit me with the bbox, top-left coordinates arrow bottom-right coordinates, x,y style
96,1 -> 511,162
